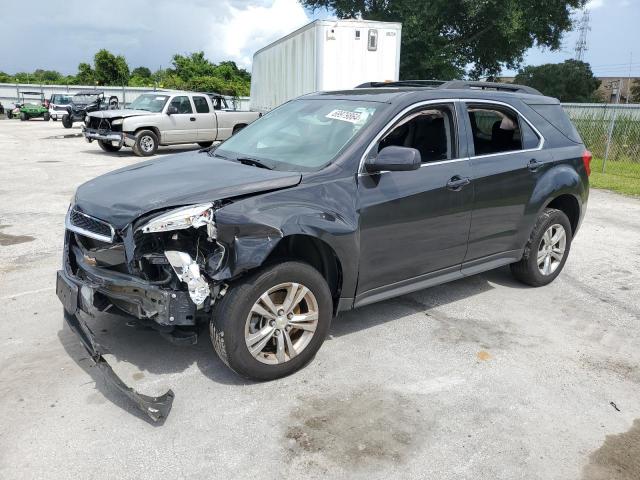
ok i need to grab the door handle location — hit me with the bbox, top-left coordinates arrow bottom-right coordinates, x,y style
446,176 -> 471,191
527,158 -> 541,172
190,117 -> 196,122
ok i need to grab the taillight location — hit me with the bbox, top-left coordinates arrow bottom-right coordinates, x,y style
582,150 -> 592,176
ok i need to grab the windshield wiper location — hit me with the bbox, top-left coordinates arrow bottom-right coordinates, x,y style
235,157 -> 273,170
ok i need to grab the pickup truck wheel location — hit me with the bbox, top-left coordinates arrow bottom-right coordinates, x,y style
132,130 -> 158,157
232,124 -> 246,135
61,115 -> 73,129
198,141 -> 214,148
510,208 -> 572,287
98,140 -> 122,152
210,261 -> 332,381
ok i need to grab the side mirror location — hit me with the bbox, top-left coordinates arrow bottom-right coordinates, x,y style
365,146 -> 421,173
167,105 -> 178,115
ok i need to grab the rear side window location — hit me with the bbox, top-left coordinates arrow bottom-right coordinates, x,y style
528,104 -> 582,143
467,105 -> 523,155
193,96 -> 209,113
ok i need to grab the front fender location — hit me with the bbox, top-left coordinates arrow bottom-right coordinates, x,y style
211,178 -> 359,297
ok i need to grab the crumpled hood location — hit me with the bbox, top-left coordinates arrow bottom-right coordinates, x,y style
73,151 -> 302,229
88,109 -> 153,119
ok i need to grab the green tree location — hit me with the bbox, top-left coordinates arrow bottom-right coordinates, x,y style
0,71 -> 12,83
76,62 -> 95,85
300,0 -> 586,79
514,60 -> 601,102
630,80 -> 640,103
131,66 -> 152,79
171,51 -> 216,81
94,49 -> 130,85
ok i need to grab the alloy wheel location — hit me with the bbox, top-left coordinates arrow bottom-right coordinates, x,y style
244,282 -> 319,365
537,223 -> 566,275
140,135 -> 155,153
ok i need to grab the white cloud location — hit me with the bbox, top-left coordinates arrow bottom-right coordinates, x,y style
586,0 -> 605,9
209,0 -> 310,69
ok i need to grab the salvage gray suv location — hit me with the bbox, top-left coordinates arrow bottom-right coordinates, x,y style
57,81 -> 590,420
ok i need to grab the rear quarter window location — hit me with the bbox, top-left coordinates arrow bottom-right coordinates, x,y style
527,104 -> 582,143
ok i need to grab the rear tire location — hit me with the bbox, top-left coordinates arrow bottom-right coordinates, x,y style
198,141 -> 214,148
510,208 -> 572,287
132,129 -> 158,157
62,115 -> 73,129
210,261 -> 332,381
98,140 -> 122,152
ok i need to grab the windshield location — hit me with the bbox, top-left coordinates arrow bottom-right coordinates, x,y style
73,94 -> 99,103
129,94 -> 170,113
216,99 -> 383,171
52,95 -> 71,105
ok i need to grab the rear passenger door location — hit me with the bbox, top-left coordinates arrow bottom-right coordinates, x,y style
461,101 -> 548,270
163,95 -> 197,144
192,95 -> 217,141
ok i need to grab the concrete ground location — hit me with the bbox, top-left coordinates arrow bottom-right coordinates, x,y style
1,119 -> 639,480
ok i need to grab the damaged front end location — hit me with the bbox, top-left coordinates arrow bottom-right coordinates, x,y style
57,202 -> 228,422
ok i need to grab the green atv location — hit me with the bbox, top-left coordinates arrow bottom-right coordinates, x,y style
7,91 -> 50,121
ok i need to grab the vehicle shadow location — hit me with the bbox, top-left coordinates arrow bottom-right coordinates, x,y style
56,266 -> 520,421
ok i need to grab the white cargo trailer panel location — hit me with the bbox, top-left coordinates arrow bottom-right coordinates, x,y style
250,20 -> 402,113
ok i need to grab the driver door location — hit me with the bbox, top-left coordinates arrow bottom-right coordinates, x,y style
163,96 -> 197,144
356,102 -> 474,305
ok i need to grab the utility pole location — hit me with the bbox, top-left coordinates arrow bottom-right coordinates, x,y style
574,9 -> 591,62
603,79 -> 622,172
626,52 -> 633,104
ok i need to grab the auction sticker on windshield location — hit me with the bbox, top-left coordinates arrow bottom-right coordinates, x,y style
326,109 -> 363,124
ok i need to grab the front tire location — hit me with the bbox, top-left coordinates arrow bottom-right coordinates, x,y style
61,115 -> 73,128
132,130 -> 158,157
98,140 -> 122,152
510,208 -> 572,287
210,261 -> 332,381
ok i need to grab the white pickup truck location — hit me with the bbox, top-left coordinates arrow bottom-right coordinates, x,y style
83,92 -> 260,156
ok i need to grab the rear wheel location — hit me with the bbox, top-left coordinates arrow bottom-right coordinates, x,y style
198,141 -> 214,148
510,208 -> 572,287
210,261 -> 332,380
98,140 -> 122,152
62,115 -> 73,128
132,129 -> 158,157
232,124 -> 246,135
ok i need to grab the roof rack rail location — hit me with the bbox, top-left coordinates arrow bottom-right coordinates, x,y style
438,80 -> 542,96
355,79 -> 543,96
355,80 -> 446,89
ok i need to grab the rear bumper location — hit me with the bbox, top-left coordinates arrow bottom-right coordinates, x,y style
82,127 -> 135,147
57,270 -> 174,422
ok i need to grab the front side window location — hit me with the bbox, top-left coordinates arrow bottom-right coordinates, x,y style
216,99 -> 383,171
467,104 -> 527,155
378,105 -> 457,163
193,96 -> 210,113
169,96 -> 193,114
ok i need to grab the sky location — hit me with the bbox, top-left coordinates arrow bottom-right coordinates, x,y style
1,0 -> 639,78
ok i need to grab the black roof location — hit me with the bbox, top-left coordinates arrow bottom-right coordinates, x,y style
306,83 -> 559,106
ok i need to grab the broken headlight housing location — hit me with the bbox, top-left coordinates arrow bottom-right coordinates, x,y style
140,203 -> 216,237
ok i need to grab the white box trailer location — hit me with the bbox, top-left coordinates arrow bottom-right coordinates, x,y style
250,19 -> 402,113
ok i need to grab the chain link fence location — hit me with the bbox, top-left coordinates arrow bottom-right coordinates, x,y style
563,103 -> 640,179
